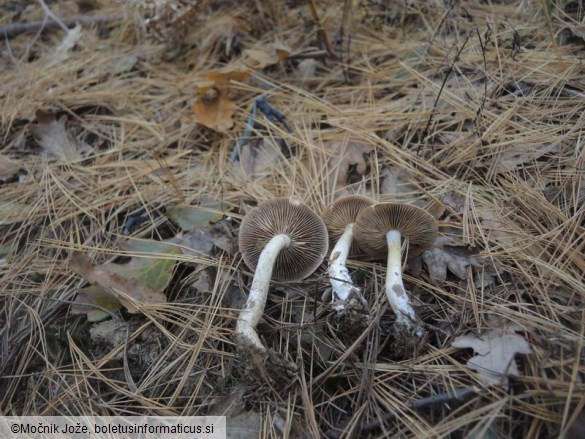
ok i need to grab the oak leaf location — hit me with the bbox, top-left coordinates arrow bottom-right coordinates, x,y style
452,318 -> 532,387
192,69 -> 250,132
422,235 -> 481,283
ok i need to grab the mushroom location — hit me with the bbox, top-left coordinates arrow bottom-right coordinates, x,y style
322,195 -> 374,312
354,203 -> 438,337
237,197 -> 328,351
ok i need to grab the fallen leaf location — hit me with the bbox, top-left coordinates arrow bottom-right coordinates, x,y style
322,138 -> 373,193
380,166 -> 420,200
51,24 -> 82,64
32,110 -> 81,161
473,264 -> 503,290
192,69 -> 250,132
492,143 -> 560,173
70,284 -> 123,322
244,43 -> 290,69
440,191 -> 467,214
422,235 -> 482,283
477,207 -> 542,258
69,243 -> 178,315
452,318 -> 532,387
166,200 -> 228,230
178,221 -> 237,258
380,167 -> 445,217
106,239 -> 181,291
179,228 -> 215,257
239,137 -> 282,178
212,221 -> 237,253
190,268 -> 213,294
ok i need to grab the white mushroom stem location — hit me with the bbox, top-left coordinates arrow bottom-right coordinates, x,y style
385,230 -> 423,337
328,223 -> 363,312
236,234 -> 291,351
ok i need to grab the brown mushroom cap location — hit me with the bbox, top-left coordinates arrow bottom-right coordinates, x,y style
239,197 -> 329,281
322,195 -> 375,257
354,203 -> 438,259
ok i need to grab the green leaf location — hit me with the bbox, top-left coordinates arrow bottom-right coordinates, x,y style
103,239 -> 181,291
71,285 -> 123,322
166,200 -> 228,230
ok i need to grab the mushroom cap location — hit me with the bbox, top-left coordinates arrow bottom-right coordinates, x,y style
238,197 -> 329,281
354,203 -> 438,259
322,195 -> 375,257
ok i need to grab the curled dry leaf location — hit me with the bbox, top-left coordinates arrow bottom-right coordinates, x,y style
452,318 -> 532,388
192,69 -> 250,132
422,235 -> 482,283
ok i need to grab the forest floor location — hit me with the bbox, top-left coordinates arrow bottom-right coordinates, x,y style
0,0 -> 584,438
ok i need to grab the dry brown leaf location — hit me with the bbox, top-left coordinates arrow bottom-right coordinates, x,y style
179,229 -> 215,257
477,207 -> 542,258
192,69 -> 250,132
380,166 -> 420,199
178,221 -> 237,257
452,318 -> 532,387
380,167 -> 444,217
244,43 -> 290,69
473,265 -> 502,289
324,139 -> 373,192
422,235 -> 482,283
492,143 -> 560,173
32,110 -> 81,161
190,268 -> 213,294
70,251 -> 166,313
239,137 -> 282,178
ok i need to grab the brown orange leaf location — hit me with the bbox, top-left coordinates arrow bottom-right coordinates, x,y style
192,69 -> 250,132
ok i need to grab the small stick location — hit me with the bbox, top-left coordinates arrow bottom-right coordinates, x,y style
306,0 -> 334,56
230,96 -> 292,162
